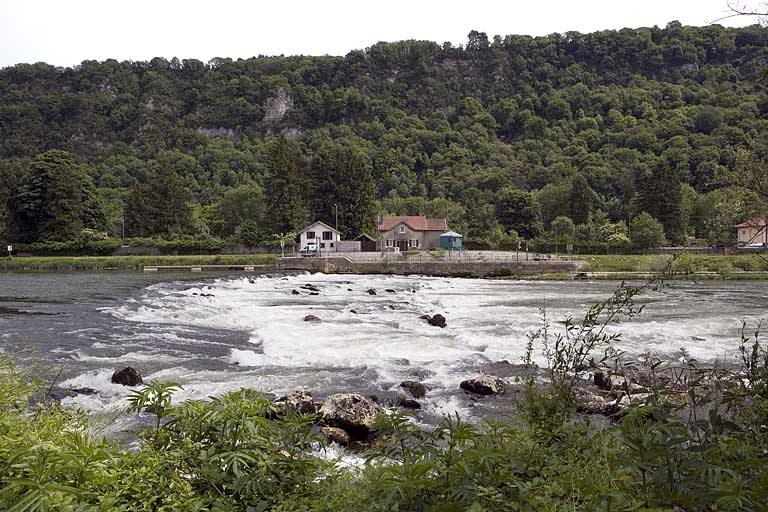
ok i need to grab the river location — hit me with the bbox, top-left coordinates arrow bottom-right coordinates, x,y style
1,272 -> 766,426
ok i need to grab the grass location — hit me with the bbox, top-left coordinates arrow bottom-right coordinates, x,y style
579,253 -> 768,274
0,254 -> 278,272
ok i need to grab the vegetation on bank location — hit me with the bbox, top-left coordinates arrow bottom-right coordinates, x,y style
0,254 -> 277,272
1,282 -> 768,510
2,24 -> 768,251
580,252 -> 768,274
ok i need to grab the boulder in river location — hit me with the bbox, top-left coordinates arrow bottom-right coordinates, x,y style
321,426 -> 351,447
399,381 -> 427,399
274,390 -> 317,414
395,398 -> 421,410
111,367 -> 143,387
291,289 -> 301,295
385,289 -> 396,293
420,313 -> 446,328
319,393 -> 384,438
46,387 -> 98,401
304,314 -> 321,322
301,284 -> 321,292
460,375 -> 505,395
367,289 -> 377,295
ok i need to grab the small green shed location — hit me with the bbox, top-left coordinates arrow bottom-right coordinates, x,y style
440,231 -> 463,249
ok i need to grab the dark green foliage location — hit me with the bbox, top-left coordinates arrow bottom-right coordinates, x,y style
1,24 -> 768,244
11,150 -> 106,242
124,162 -> 195,238
638,162 -> 685,244
264,136 -> 309,235
631,212 -> 667,249
496,188 -> 543,239
311,141 -> 377,238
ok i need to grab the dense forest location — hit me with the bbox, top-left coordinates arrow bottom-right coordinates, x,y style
1,22 -> 767,249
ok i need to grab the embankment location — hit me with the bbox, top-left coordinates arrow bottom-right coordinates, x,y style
275,257 -> 582,278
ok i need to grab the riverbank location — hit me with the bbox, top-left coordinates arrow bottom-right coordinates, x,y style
2,252 -> 768,279
0,254 -> 277,272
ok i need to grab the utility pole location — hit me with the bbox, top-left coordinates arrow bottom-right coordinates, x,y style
334,204 -> 339,233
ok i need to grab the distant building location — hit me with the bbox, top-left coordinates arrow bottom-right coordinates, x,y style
735,218 -> 767,247
354,233 -> 378,252
377,216 -> 448,251
440,231 -> 463,250
297,221 -> 341,252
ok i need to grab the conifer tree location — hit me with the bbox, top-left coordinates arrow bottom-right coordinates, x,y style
568,173 -> 593,225
638,161 -> 685,244
12,150 -> 106,242
264,136 -> 309,235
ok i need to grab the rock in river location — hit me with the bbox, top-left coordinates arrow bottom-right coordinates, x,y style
420,313 -> 447,328
274,390 -> 317,414
319,393 -> 383,438
460,375 -> 505,395
321,426 -> 351,447
304,314 -> 321,322
111,367 -> 143,387
399,380 -> 428,399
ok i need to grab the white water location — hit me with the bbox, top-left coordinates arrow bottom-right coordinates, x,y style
34,273 -> 764,423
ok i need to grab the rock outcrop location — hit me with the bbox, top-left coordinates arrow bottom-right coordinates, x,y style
111,367 -> 143,387
274,390 -> 317,414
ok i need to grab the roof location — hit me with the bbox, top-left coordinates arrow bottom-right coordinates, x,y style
378,216 -> 448,232
440,231 -> 463,238
735,218 -> 766,228
353,233 -> 377,242
298,220 -> 340,234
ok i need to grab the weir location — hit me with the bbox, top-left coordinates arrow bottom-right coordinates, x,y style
142,264 -> 268,272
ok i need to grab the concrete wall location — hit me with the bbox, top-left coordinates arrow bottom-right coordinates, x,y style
336,241 -> 361,252
276,257 -> 581,278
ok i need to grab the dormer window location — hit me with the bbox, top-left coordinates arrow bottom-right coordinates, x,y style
399,225 -> 406,234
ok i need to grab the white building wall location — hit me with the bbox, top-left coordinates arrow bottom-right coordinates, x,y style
298,222 -> 340,252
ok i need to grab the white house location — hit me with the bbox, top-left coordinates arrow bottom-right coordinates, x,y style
297,221 -> 341,253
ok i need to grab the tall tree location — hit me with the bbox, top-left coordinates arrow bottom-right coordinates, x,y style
495,188 -> 543,240
125,162 -> 195,238
568,174 -> 593,225
310,141 -> 377,238
263,136 -> 309,235
638,162 -> 685,244
12,150 -> 106,242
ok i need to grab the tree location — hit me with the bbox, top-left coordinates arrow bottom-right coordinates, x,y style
630,212 -> 666,249
495,188 -> 543,240
638,162 -> 685,244
568,174 -> 593,225
218,184 -> 265,238
310,141 -> 377,239
12,150 -> 106,242
263,136 -> 309,235
550,216 -> 576,243
125,163 -> 195,238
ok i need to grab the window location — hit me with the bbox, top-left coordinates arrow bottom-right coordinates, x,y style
320,242 -> 326,248
410,239 -> 419,247
399,225 -> 406,234
306,231 -> 316,240
330,242 -> 334,248
386,239 -> 393,247
322,231 -> 333,240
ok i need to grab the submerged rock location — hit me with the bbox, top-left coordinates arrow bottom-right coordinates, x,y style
395,398 -> 421,409
111,367 -> 143,387
319,393 -> 384,438
367,289 -> 377,295
304,314 -> 321,322
301,284 -> 321,292
46,387 -> 98,401
291,289 -> 300,295
399,381 -> 427,399
385,289 -> 396,293
460,375 -> 505,395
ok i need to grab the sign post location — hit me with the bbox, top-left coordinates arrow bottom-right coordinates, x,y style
6,245 -> 11,257
566,244 -> 573,261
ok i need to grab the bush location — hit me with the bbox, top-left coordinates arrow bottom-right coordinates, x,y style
630,212 -> 667,249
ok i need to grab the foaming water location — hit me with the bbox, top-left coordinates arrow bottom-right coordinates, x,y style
2,272 -> 766,424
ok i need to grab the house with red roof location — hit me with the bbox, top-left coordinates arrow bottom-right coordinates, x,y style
377,216 -> 448,251
735,218 -> 767,247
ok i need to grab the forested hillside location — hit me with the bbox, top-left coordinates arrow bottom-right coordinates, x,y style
1,22 -> 767,248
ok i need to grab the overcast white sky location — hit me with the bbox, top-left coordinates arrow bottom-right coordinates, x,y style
0,0 -> 761,68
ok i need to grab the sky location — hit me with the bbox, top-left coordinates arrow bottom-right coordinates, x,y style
0,0 -> 762,68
